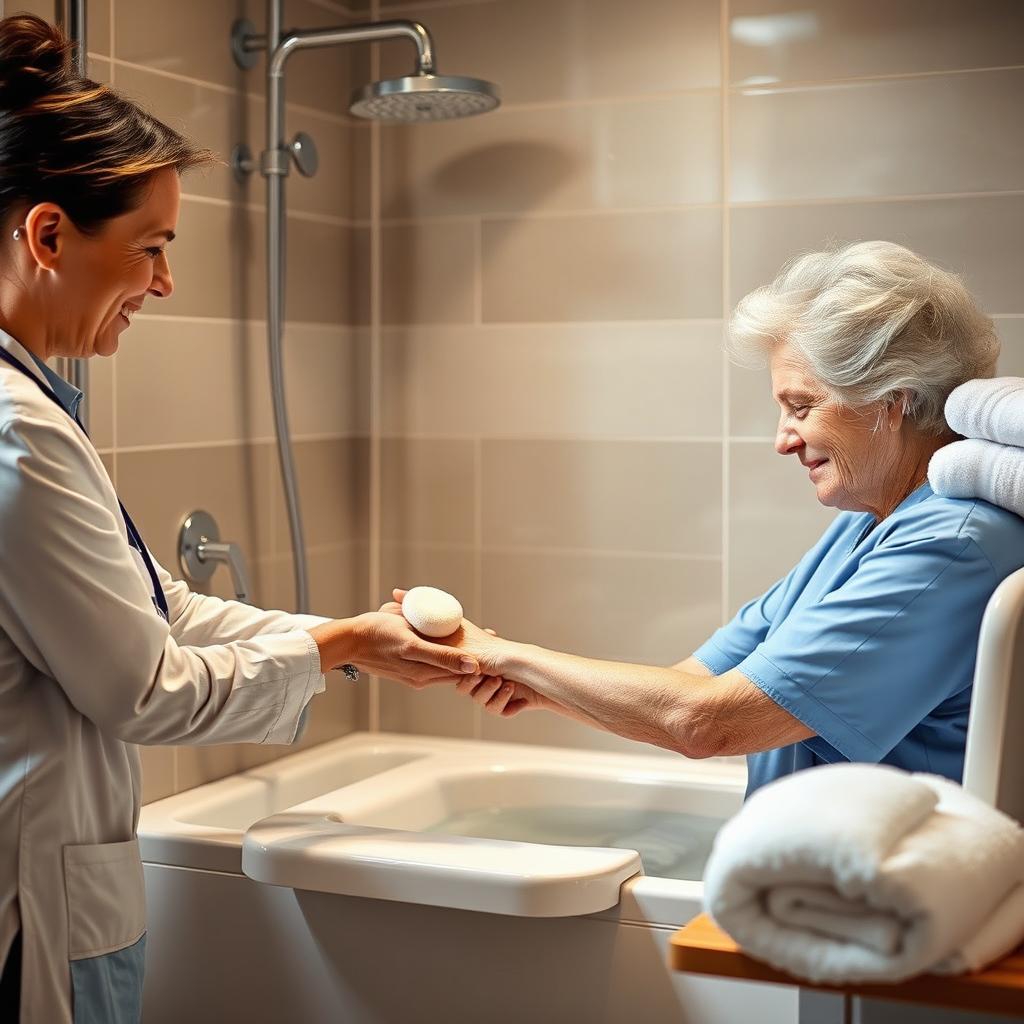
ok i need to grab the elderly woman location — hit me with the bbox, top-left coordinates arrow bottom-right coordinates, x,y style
404,240 -> 1024,796
0,16 -> 480,1023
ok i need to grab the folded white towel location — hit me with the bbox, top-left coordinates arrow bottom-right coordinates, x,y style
928,437 -> 1024,517
946,376 -> 1024,446
703,763 -> 1024,984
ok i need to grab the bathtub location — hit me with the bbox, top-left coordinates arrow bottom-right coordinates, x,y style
139,733 -> 798,1024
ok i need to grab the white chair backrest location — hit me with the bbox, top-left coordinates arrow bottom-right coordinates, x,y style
963,566 -> 1024,822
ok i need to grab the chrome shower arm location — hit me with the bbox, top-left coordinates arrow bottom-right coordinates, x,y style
249,19 -> 437,78
271,21 -> 436,78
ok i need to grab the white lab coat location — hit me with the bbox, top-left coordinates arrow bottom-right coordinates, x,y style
0,333 -> 330,1023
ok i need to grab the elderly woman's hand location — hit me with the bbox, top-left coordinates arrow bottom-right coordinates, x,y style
384,589 -> 508,674
454,673 -> 547,717
384,589 -> 548,714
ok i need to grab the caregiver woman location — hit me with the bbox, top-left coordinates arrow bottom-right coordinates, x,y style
426,239 -> 1024,801
0,16 -> 480,1023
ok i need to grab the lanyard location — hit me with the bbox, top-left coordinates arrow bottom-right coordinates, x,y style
0,346 -> 169,622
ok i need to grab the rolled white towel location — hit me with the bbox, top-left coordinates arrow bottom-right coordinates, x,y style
703,763 -> 1024,985
946,377 -> 1024,446
929,438 -> 1024,517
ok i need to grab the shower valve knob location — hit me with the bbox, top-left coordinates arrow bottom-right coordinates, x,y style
288,132 -> 319,177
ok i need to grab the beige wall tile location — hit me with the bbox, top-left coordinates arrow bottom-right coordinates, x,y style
380,221 -> 476,325
116,442 -> 275,579
482,551 -> 721,667
378,0 -> 721,102
116,317 -> 270,448
286,217 -> 367,325
731,70 -> 1024,203
116,319 -> 365,448
730,196 -> 1024,315
381,439 -> 476,545
161,199 -> 365,324
112,60 -> 367,218
270,438 -> 369,553
84,353 -> 115,450
482,209 -> 722,322
730,0 -> 1024,85
381,323 -> 725,439
115,0 -> 261,87
140,746 -> 176,803
13,0 -> 110,55
176,743 -> 256,794
286,324 -> 371,437
379,93 -> 720,219
728,441 -> 836,617
482,440 -> 721,556
378,543 -> 477,740
159,199 -> 261,320
117,1 -> 366,116
99,452 -> 115,486
379,678 -> 475,741
88,56 -> 111,83
996,318 -> 1024,377
261,542 -> 367,620
729,361 -> 775,438
379,543 -> 478,618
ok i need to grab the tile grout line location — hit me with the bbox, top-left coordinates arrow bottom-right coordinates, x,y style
473,436 -> 483,741
367,22 -> 382,734
720,0 -> 732,628
178,188 -> 1024,231
101,53 -> 1024,120
473,218 -> 483,325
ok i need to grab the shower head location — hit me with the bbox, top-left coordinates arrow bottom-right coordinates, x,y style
349,73 -> 500,122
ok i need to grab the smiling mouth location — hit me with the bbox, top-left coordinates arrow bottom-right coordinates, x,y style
807,459 -> 828,475
119,302 -> 140,326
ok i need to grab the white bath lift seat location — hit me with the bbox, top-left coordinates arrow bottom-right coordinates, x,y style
242,812 -> 641,917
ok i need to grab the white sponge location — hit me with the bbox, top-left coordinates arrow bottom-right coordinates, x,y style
401,586 -> 464,638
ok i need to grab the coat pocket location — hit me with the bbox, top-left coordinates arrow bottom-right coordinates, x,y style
63,839 -> 146,960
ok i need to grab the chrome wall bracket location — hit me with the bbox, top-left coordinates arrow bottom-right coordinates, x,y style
178,509 -> 253,604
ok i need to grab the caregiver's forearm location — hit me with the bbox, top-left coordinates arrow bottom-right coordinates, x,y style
501,643 -> 705,756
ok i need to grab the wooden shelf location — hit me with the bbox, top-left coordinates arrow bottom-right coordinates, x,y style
669,914 -> 1024,1018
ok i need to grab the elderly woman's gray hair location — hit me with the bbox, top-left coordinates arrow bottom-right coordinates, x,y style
729,241 -> 999,436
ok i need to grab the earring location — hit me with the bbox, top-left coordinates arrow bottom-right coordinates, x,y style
11,227 -> 23,241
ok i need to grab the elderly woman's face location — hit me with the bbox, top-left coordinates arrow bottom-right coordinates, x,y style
43,166 -> 179,358
769,342 -> 901,514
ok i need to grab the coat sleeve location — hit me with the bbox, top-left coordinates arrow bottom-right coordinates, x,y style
154,558 -> 331,647
0,406 -> 326,746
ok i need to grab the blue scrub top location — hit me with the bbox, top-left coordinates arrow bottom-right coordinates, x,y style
693,483 -> 1024,798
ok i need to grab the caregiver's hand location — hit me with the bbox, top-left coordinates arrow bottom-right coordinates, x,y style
308,613 -> 479,686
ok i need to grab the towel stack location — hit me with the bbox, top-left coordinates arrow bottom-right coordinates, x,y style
929,377 -> 1024,515
703,763 -> 1024,984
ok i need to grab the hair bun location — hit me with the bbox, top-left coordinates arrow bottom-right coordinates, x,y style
0,14 -> 72,112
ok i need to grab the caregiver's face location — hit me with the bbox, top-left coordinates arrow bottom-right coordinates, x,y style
769,341 -> 899,514
57,166 -> 179,358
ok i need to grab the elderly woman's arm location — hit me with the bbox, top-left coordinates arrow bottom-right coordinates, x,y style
401,604 -> 812,757
485,630 -> 812,758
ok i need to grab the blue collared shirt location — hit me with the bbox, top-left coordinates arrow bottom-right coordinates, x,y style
694,483 -> 1024,797
28,353 -> 84,422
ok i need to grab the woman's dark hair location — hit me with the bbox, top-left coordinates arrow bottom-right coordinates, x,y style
0,13 -> 213,234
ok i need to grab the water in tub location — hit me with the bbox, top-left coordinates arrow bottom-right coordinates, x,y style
423,805 -> 723,879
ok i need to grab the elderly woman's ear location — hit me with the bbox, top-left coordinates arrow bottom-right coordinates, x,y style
883,391 -> 912,432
